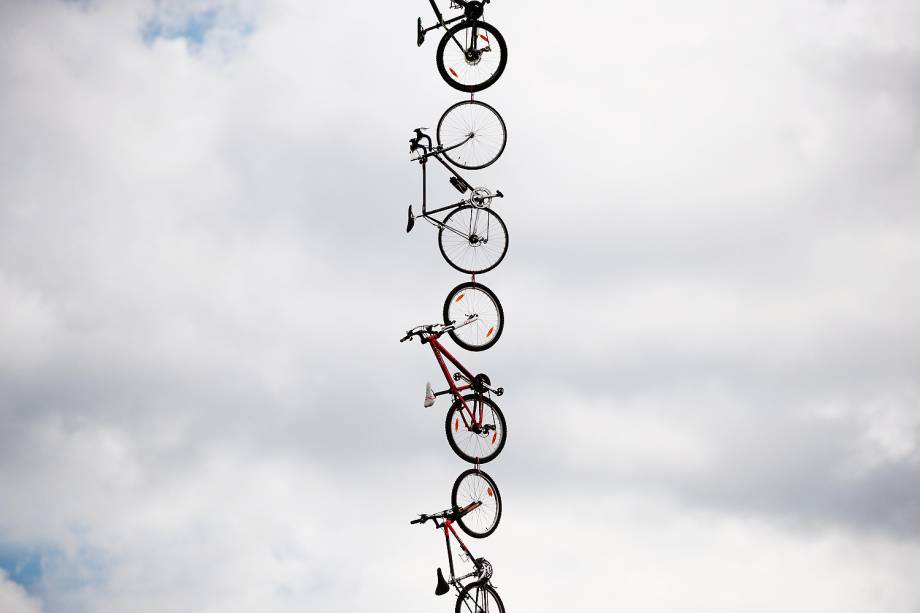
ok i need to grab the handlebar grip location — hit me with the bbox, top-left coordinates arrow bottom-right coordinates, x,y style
410,516 -> 427,524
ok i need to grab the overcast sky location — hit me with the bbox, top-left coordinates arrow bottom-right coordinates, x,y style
1,0 -> 919,612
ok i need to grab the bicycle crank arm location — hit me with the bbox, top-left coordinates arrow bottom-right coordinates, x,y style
481,384 -> 504,396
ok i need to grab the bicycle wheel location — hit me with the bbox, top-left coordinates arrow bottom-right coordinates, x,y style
455,582 -> 505,613
452,469 -> 502,539
438,206 -> 508,275
443,282 -> 504,352
446,394 -> 507,464
437,100 -> 507,170
436,21 -> 507,93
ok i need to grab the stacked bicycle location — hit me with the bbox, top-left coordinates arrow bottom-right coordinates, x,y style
403,1 -> 510,612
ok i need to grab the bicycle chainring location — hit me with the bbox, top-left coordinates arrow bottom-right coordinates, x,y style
475,558 -> 493,581
469,187 -> 492,208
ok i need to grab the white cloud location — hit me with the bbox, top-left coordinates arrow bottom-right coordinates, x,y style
0,572 -> 41,613
1,0 -> 919,611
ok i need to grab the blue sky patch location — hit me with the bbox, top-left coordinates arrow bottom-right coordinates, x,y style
141,5 -> 254,50
0,545 -> 45,593
143,8 -> 219,45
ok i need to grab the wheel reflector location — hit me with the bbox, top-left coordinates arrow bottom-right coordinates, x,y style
487,487 -> 493,497
455,418 -> 459,432
455,293 -> 465,303
486,326 -> 494,337
449,67 -> 459,78
491,431 -> 497,444
480,34 -> 489,43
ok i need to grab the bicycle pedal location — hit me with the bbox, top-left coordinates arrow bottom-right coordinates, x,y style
417,18 -> 425,46
424,382 -> 436,407
407,206 -> 415,233
495,387 -> 504,396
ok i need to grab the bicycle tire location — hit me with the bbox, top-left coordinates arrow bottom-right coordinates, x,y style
438,206 -> 509,275
437,100 -> 507,170
445,394 -> 507,464
455,581 -> 505,613
443,281 -> 504,352
451,468 -> 502,539
436,21 -> 507,93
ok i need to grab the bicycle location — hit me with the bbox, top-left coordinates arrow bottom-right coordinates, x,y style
417,0 -> 507,93
400,321 -> 507,463
407,128 -> 509,275
443,280 -> 504,352
411,502 -> 506,612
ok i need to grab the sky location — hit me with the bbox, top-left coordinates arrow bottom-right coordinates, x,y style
1,0 -> 919,611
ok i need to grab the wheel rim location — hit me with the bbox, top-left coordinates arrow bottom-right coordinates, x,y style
455,472 -> 500,536
449,398 -> 503,462
439,101 -> 506,169
441,208 -> 507,274
440,24 -> 504,89
447,286 -> 501,349
459,584 -> 501,613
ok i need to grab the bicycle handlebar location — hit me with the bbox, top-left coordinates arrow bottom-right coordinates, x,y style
399,316 -> 478,343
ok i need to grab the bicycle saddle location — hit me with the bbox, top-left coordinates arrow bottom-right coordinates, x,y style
435,568 -> 450,596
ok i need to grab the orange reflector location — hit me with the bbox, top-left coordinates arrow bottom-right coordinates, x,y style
455,418 -> 459,433
487,487 -> 493,497
480,34 -> 489,43
492,431 -> 497,445
449,67 -> 459,78
486,326 -> 494,337
455,293 -> 465,303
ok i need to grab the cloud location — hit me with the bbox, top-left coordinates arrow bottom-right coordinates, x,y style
1,0 -> 919,611
0,571 -> 41,613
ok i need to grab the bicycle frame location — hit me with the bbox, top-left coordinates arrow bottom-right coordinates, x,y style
440,516 -> 482,589
421,0 -> 484,36
415,146 -> 472,222
423,333 -> 484,430
425,0 -> 466,31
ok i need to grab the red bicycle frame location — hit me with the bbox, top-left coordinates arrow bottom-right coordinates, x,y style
443,518 -> 479,584
423,333 -> 483,430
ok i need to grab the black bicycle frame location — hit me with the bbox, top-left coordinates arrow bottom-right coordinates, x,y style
417,149 -> 471,220
424,0 -> 471,32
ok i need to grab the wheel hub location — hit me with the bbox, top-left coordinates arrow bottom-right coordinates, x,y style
465,49 -> 482,65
